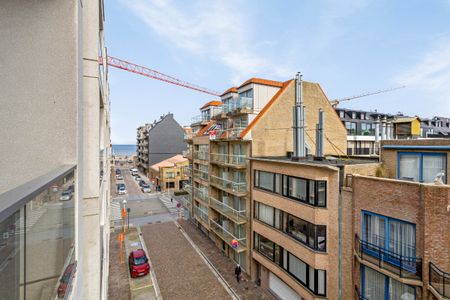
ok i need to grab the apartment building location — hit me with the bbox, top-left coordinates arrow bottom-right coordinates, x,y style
421,117 -> 450,138
351,139 -> 450,300
136,113 -> 186,176
250,156 -> 379,300
0,1 -> 110,299
183,76 -> 349,275
148,155 -> 189,192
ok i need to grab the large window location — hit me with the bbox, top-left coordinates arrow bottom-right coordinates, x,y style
286,214 -> 326,251
0,168 -> 76,300
398,152 -> 446,183
254,233 -> 326,296
345,121 -> 357,135
363,211 -> 416,260
362,266 -> 416,300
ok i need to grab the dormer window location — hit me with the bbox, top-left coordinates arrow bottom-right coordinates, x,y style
360,113 -> 365,120
339,111 -> 344,118
352,112 -> 356,119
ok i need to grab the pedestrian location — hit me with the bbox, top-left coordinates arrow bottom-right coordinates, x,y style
171,197 -> 173,203
234,264 -> 242,283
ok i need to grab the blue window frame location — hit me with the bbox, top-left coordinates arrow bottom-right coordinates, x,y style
362,211 -> 416,269
361,266 -> 416,300
397,152 -> 447,183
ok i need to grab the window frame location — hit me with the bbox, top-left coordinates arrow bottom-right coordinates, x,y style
397,151 -> 447,183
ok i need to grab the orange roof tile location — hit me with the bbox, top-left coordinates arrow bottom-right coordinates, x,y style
238,78 -> 284,89
200,100 -> 222,110
239,80 -> 293,139
150,155 -> 187,171
220,87 -> 238,96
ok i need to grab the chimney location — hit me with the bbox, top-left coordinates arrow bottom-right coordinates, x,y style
293,73 -> 306,159
381,117 -> 387,140
375,117 -> 380,142
316,109 -> 324,157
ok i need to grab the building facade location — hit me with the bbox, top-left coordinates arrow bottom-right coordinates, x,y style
352,139 -> 450,300
136,113 -> 186,176
148,155 -> 189,192
183,77 -> 349,277
0,1 -> 111,299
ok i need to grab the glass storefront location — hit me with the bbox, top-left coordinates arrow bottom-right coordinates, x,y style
0,169 -> 75,300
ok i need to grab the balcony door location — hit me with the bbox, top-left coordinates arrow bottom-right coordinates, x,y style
362,211 -> 416,267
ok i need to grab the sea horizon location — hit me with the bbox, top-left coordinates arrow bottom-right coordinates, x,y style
112,144 -> 136,156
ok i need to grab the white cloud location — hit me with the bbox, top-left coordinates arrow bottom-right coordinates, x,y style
392,38 -> 450,116
122,0 -> 294,85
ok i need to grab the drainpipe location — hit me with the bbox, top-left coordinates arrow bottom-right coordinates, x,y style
338,166 -> 344,300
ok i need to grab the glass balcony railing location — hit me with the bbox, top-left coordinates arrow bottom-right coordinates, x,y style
209,196 -> 246,224
193,169 -> 208,181
210,175 -> 247,195
209,219 -> 247,251
194,151 -> 209,161
183,184 -> 192,194
210,153 -> 246,167
429,262 -> 450,298
236,97 -> 253,111
355,234 -> 422,281
194,188 -> 209,203
179,195 -> 192,209
211,128 -> 246,140
194,206 -> 209,224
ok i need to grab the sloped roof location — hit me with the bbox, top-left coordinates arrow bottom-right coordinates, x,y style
238,78 -> 284,89
150,155 -> 187,171
196,120 -> 216,137
220,87 -> 238,96
200,101 -> 222,110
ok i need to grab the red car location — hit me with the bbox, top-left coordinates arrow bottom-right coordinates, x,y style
58,263 -> 75,298
128,249 -> 150,278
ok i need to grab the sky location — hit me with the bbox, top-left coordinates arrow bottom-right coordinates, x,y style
106,0 -> 450,144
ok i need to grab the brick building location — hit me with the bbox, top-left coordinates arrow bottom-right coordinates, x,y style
351,139 -> 450,300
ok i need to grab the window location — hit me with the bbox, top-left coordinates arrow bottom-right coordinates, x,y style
345,122 -> 357,135
362,211 -> 416,260
362,266 -> 416,300
339,111 -> 344,118
254,233 -> 326,296
286,214 -> 326,251
239,89 -> 253,98
398,152 -> 446,183
257,171 -> 274,191
254,202 -> 282,230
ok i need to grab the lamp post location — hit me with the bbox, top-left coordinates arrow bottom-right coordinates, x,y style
122,199 -> 127,232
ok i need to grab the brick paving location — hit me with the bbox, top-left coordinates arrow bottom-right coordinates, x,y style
108,231 -> 132,300
179,219 -> 275,300
141,222 -> 232,300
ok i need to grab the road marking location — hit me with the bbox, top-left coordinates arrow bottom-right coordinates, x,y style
137,226 -> 162,300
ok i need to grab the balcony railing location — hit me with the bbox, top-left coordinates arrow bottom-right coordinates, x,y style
209,196 -> 246,224
194,151 -> 209,161
193,168 -> 209,181
210,153 -> 246,167
209,219 -> 247,251
211,127 -> 246,140
183,184 -> 192,194
182,149 -> 192,158
179,195 -> 192,209
355,234 -> 422,281
194,188 -> 209,203
194,206 -> 209,224
184,132 -> 194,140
184,167 -> 192,177
235,97 -> 253,111
210,175 -> 247,195
429,262 -> 450,299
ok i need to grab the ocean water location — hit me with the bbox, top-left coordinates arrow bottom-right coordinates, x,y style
112,144 -> 136,156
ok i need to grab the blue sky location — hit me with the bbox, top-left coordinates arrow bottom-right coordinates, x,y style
106,0 -> 450,144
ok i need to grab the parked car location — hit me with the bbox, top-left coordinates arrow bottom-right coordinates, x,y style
116,174 -> 123,180
134,175 -> 141,181
116,169 -> 121,175
60,190 -> 72,201
117,183 -> 127,195
128,249 -> 150,278
141,184 -> 151,193
57,263 -> 76,298
139,180 -> 146,187
131,171 -> 138,176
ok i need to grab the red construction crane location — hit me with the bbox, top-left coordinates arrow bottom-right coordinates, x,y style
99,56 -> 221,96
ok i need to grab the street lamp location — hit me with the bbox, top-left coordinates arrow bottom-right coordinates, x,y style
122,199 -> 127,232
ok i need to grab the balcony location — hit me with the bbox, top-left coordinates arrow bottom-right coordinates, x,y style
211,127 -> 246,140
194,188 -> 209,203
209,219 -> 247,252
429,262 -> 450,299
355,234 -> 422,281
210,153 -> 246,168
182,149 -> 193,159
194,206 -> 209,224
226,97 -> 253,115
184,132 -> 194,140
183,184 -> 192,194
210,175 -> 247,196
193,151 -> 209,161
209,196 -> 247,224
193,169 -> 208,181
179,195 -> 192,210
184,167 -> 192,177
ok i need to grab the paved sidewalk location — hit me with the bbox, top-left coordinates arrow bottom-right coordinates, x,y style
108,231 -> 132,300
124,228 -> 159,300
179,219 -> 275,300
